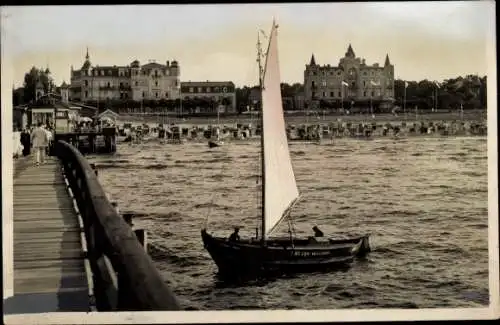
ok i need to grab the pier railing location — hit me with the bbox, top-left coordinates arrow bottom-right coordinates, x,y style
54,140 -> 180,311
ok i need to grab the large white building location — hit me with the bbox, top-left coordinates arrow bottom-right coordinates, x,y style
304,44 -> 395,108
70,49 -> 181,102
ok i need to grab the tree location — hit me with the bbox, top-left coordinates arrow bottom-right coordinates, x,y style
22,67 -> 54,103
13,87 -> 24,106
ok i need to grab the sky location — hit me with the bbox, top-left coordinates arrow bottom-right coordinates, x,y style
1,2 -> 495,88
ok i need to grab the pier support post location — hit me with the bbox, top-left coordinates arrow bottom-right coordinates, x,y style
90,163 -> 98,176
113,203 -> 148,253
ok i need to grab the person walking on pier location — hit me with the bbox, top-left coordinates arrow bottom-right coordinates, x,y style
30,122 -> 49,166
20,129 -> 31,156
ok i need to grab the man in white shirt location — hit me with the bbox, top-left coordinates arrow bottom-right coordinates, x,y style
30,122 -> 49,166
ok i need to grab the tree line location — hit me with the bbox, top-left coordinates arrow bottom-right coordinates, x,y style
13,67 -> 486,114
392,75 -> 487,111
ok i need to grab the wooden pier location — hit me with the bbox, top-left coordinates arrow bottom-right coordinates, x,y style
4,140 -> 180,315
4,156 -> 91,314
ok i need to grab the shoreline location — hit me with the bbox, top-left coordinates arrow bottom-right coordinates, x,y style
116,110 -> 486,127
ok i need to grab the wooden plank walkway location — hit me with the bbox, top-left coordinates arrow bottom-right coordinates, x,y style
3,156 -> 91,314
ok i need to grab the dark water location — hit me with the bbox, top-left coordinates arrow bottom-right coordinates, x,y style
88,136 -> 489,310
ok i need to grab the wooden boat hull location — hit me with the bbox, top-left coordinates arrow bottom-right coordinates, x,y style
201,229 -> 370,278
208,140 -> 223,148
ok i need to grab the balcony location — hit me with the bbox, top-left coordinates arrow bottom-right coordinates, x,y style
99,86 -> 115,90
119,85 -> 132,91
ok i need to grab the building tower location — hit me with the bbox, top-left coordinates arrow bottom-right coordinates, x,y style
170,60 -> 180,98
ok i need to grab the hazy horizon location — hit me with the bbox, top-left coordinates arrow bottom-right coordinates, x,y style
2,2 -> 495,88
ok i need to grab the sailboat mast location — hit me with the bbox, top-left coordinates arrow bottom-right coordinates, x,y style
257,31 -> 266,242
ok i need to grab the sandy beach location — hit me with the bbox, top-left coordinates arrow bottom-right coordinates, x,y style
115,110 -> 486,128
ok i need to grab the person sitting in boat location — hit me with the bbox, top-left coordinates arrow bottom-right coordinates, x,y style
228,227 -> 241,242
312,226 -> 324,237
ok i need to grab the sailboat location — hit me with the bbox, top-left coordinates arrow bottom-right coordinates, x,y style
201,21 -> 370,278
208,103 -> 224,148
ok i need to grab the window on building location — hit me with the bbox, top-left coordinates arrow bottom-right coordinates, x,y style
101,71 -> 104,76
363,81 -> 366,87
207,87 -> 211,92
363,91 -> 367,97
322,80 -> 327,87
85,91 -> 88,98
371,91 -> 375,97
214,87 -> 219,92
108,70 -> 112,76
330,92 -> 334,97
155,81 -> 158,87
165,92 -> 169,98
135,81 -> 139,86
312,91 -> 316,98
120,82 -> 123,87
189,87 -> 194,93
154,70 -> 158,77
311,81 -> 316,88
338,91 -> 341,97
322,92 -> 326,97
84,80 -> 89,86
223,87 -> 227,93
351,82 -> 355,87
166,70 -> 170,76
142,91 -> 145,98
155,92 -> 158,98
198,87 -> 203,92
107,82 -> 111,88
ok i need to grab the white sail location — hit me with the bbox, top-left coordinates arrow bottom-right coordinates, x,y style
261,21 -> 300,238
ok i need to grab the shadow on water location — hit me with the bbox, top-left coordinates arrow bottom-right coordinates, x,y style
212,262 -> 354,289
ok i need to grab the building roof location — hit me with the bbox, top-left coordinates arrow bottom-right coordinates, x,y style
29,94 -> 97,113
181,81 -> 235,87
98,109 -> 120,118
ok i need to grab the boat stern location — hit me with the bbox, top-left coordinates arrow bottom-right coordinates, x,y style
356,235 -> 371,257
